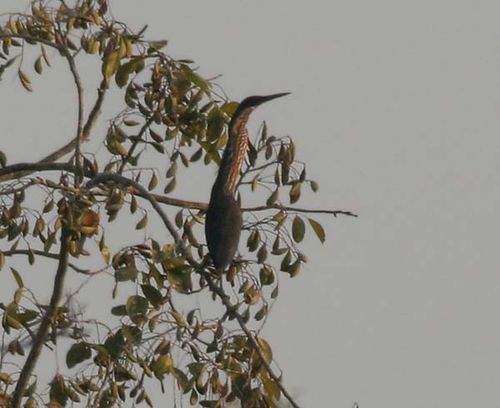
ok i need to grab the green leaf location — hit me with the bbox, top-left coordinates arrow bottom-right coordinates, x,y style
114,365 -> 137,381
147,40 -> 168,51
181,64 -> 209,92
0,372 -> 13,385
124,119 -> 140,126
287,258 -> 301,277
18,70 -> 32,92
14,309 -> 38,324
172,367 -> 190,392
0,151 -> 6,167
34,56 -> 43,74
266,189 -> 279,207
66,343 -> 91,369
292,216 -> 305,243
220,101 -> 239,116
10,267 -> 23,288
121,325 -> 142,345
130,195 -> 137,214
247,230 -> 260,252
135,213 -> 148,230
175,210 -> 183,228
259,265 -> 275,286
166,162 -> 177,178
115,62 -> 132,88
255,337 -> 273,364
164,177 -> 176,194
102,50 -> 120,83
199,400 -> 218,407
207,109 -> 225,142
126,295 -> 148,317
104,333 -> 125,359
148,173 -> 158,191
289,182 -> 301,204
141,284 -> 163,307
43,199 -> 54,213
114,267 -> 138,282
111,305 -> 127,316
310,180 -> 319,192
308,218 -> 326,243
167,267 -> 192,294
151,354 -> 173,379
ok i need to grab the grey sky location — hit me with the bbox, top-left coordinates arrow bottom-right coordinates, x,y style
2,1 -> 500,407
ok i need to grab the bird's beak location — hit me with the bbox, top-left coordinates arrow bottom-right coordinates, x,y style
255,92 -> 291,106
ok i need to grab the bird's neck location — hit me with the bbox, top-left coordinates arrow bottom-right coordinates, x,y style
217,110 -> 251,195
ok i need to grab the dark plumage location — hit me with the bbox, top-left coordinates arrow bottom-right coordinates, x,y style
205,93 -> 290,270
205,186 -> 242,269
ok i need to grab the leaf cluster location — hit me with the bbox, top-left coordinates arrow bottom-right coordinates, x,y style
0,1 -> 348,407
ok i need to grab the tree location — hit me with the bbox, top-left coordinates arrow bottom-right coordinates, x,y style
0,1 -> 356,407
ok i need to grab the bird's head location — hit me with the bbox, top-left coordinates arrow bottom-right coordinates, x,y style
232,92 -> 290,118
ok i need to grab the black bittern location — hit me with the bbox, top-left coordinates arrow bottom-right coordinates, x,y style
205,92 -> 290,271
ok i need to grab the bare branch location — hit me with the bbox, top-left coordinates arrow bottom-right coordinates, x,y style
10,226 -> 71,408
0,162 -> 76,180
0,162 -> 356,222
244,203 -> 358,217
2,249 -> 97,275
118,116 -> 155,174
152,192 -> 357,217
81,79 -> 107,146
62,49 -> 84,181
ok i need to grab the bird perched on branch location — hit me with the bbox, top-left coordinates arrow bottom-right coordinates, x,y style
205,92 -> 290,272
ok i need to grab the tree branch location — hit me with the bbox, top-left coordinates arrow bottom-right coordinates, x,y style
10,226 -> 71,408
0,162 -> 356,219
244,203 -> 358,217
81,78 -> 107,147
118,116 -> 155,174
2,249 -> 94,275
62,49 -> 84,182
152,192 -> 357,217
0,162 -> 76,180
85,173 -> 301,408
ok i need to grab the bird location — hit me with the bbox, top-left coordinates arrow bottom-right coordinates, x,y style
205,92 -> 290,272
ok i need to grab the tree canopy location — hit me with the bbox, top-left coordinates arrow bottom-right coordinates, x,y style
0,1 -> 355,407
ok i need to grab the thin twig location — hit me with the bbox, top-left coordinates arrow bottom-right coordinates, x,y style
0,162 -> 76,179
118,116 -> 154,174
2,249 -> 96,275
244,203 -> 358,217
152,193 -> 357,217
62,49 -> 84,183
10,226 -> 70,408
81,79 -> 107,144
0,180 -> 35,195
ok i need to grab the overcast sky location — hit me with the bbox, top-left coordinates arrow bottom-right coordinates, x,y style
2,1 -> 500,407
